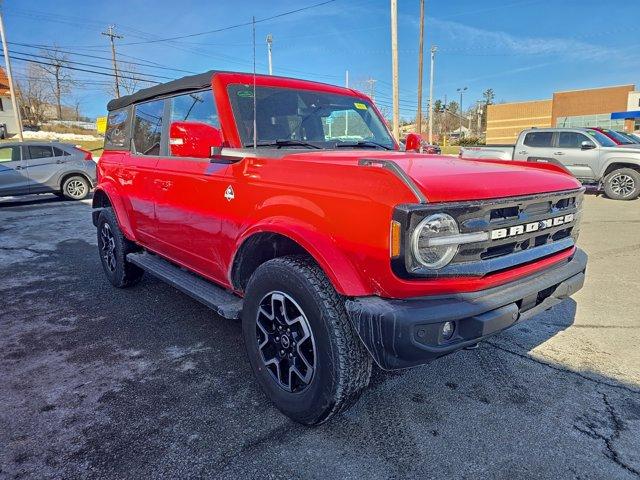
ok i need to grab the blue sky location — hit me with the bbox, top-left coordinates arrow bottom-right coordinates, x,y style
3,0 -> 639,119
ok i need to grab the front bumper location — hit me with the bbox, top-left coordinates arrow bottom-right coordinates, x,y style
345,248 -> 587,370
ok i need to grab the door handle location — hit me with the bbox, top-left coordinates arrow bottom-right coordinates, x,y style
15,165 -> 23,170
553,152 -> 565,155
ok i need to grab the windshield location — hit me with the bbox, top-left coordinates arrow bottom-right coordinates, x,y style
601,129 -> 634,145
227,84 -> 395,150
584,129 -> 616,147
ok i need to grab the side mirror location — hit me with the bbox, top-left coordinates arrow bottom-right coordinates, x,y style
169,121 -> 223,158
405,133 -> 422,153
581,140 -> 596,150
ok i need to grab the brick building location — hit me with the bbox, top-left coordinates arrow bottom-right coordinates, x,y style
486,84 -> 639,144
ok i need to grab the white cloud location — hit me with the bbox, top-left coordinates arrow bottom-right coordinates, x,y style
429,18 -> 619,62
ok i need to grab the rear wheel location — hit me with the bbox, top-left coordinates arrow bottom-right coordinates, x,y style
242,255 -> 372,425
603,168 -> 640,200
62,175 -> 90,200
97,208 -> 144,288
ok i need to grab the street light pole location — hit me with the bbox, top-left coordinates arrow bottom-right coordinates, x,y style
457,86 -> 467,137
390,0 -> 399,140
266,34 -> 273,75
416,0 -> 425,135
428,45 -> 437,144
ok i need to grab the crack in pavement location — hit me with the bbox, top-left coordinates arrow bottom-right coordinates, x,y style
484,341 -> 640,396
0,246 -> 50,255
574,393 -> 640,477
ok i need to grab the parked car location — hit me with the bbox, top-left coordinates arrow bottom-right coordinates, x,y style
93,71 -> 587,425
422,142 -> 441,154
0,141 -> 96,200
586,127 -> 638,147
460,127 -> 640,200
614,130 -> 640,145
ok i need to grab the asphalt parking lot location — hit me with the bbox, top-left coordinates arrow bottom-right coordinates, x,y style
1,193 -> 639,479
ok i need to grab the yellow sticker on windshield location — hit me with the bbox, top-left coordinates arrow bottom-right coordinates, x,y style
354,102 -> 367,110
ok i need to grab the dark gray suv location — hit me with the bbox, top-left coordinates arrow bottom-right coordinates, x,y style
0,141 -> 97,200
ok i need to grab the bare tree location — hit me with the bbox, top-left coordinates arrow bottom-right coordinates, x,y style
37,47 -> 76,120
16,63 -> 52,126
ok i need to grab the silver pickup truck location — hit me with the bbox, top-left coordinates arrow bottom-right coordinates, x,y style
461,127 -> 640,200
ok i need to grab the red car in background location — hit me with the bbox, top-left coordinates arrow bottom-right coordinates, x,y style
586,127 -> 639,147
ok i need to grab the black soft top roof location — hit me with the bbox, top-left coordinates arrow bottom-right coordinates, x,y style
107,70 -> 218,111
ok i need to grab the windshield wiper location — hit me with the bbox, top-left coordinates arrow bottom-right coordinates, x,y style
246,139 -> 321,149
334,140 -> 392,150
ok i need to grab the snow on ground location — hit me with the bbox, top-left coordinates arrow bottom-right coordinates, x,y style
22,130 -> 103,142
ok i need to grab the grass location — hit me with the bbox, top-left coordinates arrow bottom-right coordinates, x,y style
440,145 -> 460,155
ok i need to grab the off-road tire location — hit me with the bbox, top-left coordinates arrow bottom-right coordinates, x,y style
603,168 -> 640,201
242,255 -> 372,425
97,208 -> 144,288
61,175 -> 91,200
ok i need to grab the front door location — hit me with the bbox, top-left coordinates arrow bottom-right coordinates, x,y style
552,131 -> 600,180
0,145 -> 28,196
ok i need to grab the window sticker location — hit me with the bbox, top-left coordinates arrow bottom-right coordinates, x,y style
354,102 -> 367,110
237,90 -> 254,98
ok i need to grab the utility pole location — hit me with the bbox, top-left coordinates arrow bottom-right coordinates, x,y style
457,86 -> 467,137
416,0 -> 425,135
365,77 -> 377,102
266,34 -> 273,75
0,3 -> 23,141
345,70 -> 349,135
428,45 -> 437,144
102,25 -> 123,98
390,0 -> 399,140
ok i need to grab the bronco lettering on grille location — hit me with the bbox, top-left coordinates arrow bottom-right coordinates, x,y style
490,214 -> 574,240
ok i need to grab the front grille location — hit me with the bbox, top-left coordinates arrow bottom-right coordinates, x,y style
392,188 -> 584,279
455,190 -> 582,264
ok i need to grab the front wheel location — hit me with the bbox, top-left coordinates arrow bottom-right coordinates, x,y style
603,168 -> 640,200
242,256 -> 372,425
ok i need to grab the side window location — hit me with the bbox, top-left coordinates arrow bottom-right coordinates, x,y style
523,131 -> 553,148
0,146 -> 19,162
132,100 -> 165,156
557,132 -> 590,149
105,107 -> 131,149
28,145 -> 54,159
53,147 -> 70,156
170,90 -> 219,127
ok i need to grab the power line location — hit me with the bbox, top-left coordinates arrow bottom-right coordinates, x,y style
15,1 -> 337,49
9,49 -> 173,80
11,55 -> 161,84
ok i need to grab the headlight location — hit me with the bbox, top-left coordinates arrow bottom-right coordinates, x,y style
411,213 -> 460,269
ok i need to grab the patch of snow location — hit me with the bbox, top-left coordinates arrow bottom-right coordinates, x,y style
22,130 -> 103,142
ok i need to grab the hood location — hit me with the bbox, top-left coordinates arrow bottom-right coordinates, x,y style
286,151 -> 581,203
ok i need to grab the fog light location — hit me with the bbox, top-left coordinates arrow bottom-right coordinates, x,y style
441,321 -> 455,340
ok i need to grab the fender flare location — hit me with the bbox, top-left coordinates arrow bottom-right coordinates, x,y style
600,157 -> 640,178
232,217 -> 372,297
92,184 -> 136,241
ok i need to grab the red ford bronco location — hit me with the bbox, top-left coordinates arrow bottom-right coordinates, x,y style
93,71 -> 587,425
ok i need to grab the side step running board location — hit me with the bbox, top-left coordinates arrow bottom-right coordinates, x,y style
127,252 -> 243,320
